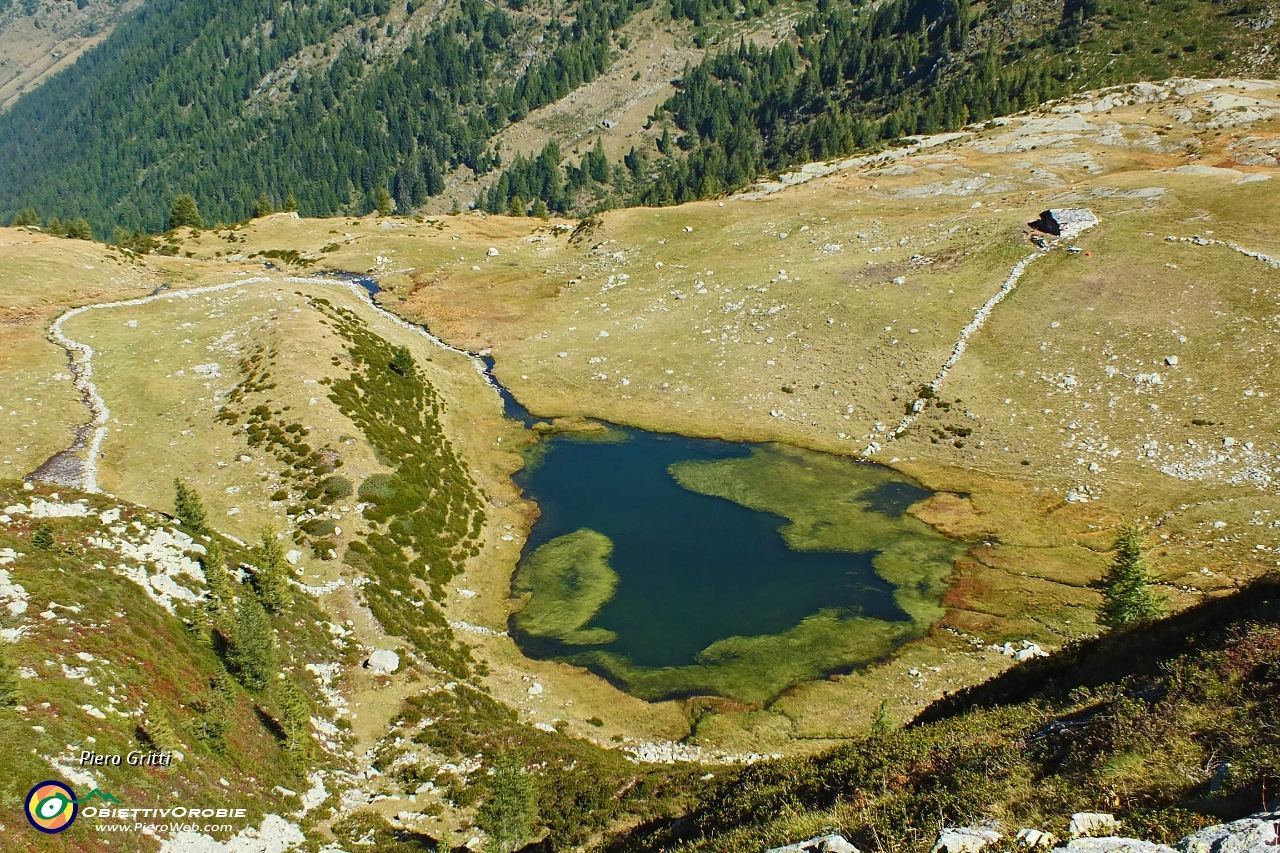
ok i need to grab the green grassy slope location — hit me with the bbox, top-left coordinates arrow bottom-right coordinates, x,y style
0,480 -> 348,851
605,577 -> 1280,851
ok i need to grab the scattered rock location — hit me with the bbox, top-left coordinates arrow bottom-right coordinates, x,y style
487,247 -> 499,256
285,549 -> 302,566
766,834 -> 860,853
1177,810 -> 1280,852
932,826 -> 1002,853
366,649 -> 400,674
1070,813 -> 1119,839
1018,829 -> 1059,849
160,814 -> 306,853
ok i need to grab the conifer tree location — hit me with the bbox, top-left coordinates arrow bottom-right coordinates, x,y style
375,187 -> 395,216
10,208 -> 38,227
45,216 -> 65,237
0,644 -> 19,707
174,478 -> 209,535
531,198 -> 549,219
67,218 -> 94,240
283,192 -> 298,213
274,677 -> 311,754
252,193 -> 274,218
508,194 -> 524,217
31,524 -> 55,551
169,193 -> 203,229
1100,523 -> 1167,629
200,538 -> 234,617
477,754 -> 539,853
389,345 -> 415,377
223,592 -> 276,689
254,529 -> 292,613
144,705 -> 183,752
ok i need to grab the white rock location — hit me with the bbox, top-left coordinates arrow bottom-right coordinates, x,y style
1053,840 -> 1175,853
367,649 -> 400,674
487,247 -> 499,256
767,834 -> 860,853
160,814 -> 306,853
1070,814 -> 1119,839
1017,829 -> 1058,849
528,682 -> 544,696
285,549 -> 302,566
932,826 -> 1002,853
1177,810 -> 1280,852
1165,356 -> 1178,366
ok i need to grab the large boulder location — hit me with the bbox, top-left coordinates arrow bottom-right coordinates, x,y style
765,834 -> 858,853
931,826 -> 1002,853
366,649 -> 400,674
1177,811 -> 1280,852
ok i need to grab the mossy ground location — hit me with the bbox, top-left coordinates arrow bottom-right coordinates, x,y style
511,528 -> 619,646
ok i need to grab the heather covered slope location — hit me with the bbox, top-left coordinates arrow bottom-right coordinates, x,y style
607,576 -> 1280,851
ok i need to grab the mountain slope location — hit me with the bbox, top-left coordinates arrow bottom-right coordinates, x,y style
0,0 -> 650,235
3,0 -> 1278,233
0,0 -> 137,110
608,575 -> 1280,851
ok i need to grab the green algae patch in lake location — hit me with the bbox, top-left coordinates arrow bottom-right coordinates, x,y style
670,445 -> 965,631
510,430 -> 963,703
511,529 -> 619,646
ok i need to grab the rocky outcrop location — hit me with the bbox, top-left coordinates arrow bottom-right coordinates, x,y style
1054,840 -> 1176,853
1177,811 -> 1280,852
1036,208 -> 1100,240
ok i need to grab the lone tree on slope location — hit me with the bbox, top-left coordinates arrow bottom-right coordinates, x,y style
174,478 -> 209,535
254,529 -> 292,613
1100,522 -> 1167,629
169,194 -> 203,230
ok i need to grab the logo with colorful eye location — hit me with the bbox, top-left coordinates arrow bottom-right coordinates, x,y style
24,781 -> 79,834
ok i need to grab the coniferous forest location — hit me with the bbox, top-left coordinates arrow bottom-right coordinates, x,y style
0,0 -> 1268,234
0,0 -> 646,235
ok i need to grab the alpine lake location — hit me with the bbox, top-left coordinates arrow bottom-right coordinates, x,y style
506,408 -> 964,704
354,278 -> 964,706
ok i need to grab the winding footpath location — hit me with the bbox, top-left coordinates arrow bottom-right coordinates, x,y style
44,273 -> 497,493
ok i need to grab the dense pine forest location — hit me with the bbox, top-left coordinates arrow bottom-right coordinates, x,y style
0,0 -> 647,234
0,0 -> 1272,234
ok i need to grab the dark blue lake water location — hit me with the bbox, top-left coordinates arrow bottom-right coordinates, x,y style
513,429 -> 916,669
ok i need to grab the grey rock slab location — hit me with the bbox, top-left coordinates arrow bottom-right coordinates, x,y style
766,834 -> 859,853
1054,840 -> 1177,853
1071,814 -> 1120,838
1177,811 -> 1280,853
932,827 -> 1003,853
